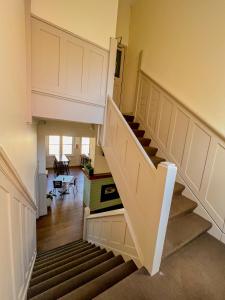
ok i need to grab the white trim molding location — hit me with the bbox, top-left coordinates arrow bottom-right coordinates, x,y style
0,146 -> 36,299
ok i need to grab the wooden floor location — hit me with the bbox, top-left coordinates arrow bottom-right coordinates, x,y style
36,167 -> 84,253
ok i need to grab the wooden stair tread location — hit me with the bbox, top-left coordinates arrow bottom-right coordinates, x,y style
149,156 -> 165,167
32,247 -> 101,279
28,252 -> 115,299
163,213 -> 212,258
144,146 -> 158,156
33,244 -> 95,271
170,195 -> 197,219
35,242 -> 90,265
137,137 -> 151,146
30,249 -> 107,287
132,129 -> 145,137
173,182 -> 185,195
60,260 -> 138,300
128,122 -> 139,129
123,115 -> 134,122
36,240 -> 84,258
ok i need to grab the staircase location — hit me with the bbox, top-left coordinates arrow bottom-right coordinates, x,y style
27,240 -> 137,300
123,114 -> 212,258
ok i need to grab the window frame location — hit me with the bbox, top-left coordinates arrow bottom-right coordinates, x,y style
48,135 -> 74,156
81,137 -> 90,157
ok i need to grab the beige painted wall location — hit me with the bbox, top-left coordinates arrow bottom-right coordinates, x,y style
123,0 -> 225,137
94,146 -> 110,174
116,0 -> 131,46
31,0 -> 118,49
0,0 -> 37,199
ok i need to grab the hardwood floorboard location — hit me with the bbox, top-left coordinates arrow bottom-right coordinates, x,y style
36,167 -> 84,253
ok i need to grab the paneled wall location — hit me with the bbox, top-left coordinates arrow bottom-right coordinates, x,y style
31,17 -> 109,124
85,209 -> 140,266
0,148 -> 36,300
136,71 -> 225,242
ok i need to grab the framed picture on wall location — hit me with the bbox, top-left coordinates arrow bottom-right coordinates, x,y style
100,184 -> 119,202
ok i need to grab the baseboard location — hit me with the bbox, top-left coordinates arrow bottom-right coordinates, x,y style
21,251 -> 36,300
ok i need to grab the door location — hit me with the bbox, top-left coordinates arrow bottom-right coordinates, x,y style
113,46 -> 125,108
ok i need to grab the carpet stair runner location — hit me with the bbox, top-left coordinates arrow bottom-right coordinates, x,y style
123,114 -> 212,258
27,240 -> 137,300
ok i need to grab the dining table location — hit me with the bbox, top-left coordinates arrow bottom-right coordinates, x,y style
55,154 -> 69,163
55,175 -> 74,195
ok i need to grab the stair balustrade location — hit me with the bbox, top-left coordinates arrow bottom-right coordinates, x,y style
101,97 -> 177,275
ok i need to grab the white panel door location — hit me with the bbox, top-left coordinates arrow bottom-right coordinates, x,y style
32,18 -> 62,93
61,33 -> 85,99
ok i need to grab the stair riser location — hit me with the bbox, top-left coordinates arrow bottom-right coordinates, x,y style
33,245 -> 95,271
36,240 -> 83,258
170,205 -> 198,220
60,261 -> 138,300
28,252 -> 115,299
30,249 -> 107,287
31,247 -> 101,279
123,115 -> 134,122
138,138 -> 151,147
35,242 -> 90,265
144,147 -> 158,156
132,130 -> 145,138
128,122 -> 140,129
30,256 -> 125,300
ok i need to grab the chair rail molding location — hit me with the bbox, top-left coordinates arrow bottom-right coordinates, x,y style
134,66 -> 225,243
102,97 -> 177,275
0,146 -> 36,300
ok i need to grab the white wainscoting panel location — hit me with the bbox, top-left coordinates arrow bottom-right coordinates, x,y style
0,148 -> 36,300
86,210 -> 140,266
31,17 -> 109,123
169,108 -> 189,167
62,33 -> 85,99
203,142 -> 225,230
147,85 -> 160,135
157,94 -> 173,150
183,123 -> 211,192
135,71 -> 225,240
136,75 -> 150,124
32,19 -> 61,93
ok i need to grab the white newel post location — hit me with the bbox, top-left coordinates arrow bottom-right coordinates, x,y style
83,206 -> 90,240
150,162 -> 177,275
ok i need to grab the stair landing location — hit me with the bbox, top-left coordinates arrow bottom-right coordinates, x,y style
94,233 -> 225,300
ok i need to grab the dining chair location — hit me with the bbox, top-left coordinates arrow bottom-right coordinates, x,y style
53,180 -> 64,199
69,177 -> 78,197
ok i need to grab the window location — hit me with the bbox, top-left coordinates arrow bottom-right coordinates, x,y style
49,135 -> 60,155
62,136 -> 73,155
81,137 -> 90,156
48,135 -> 73,155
